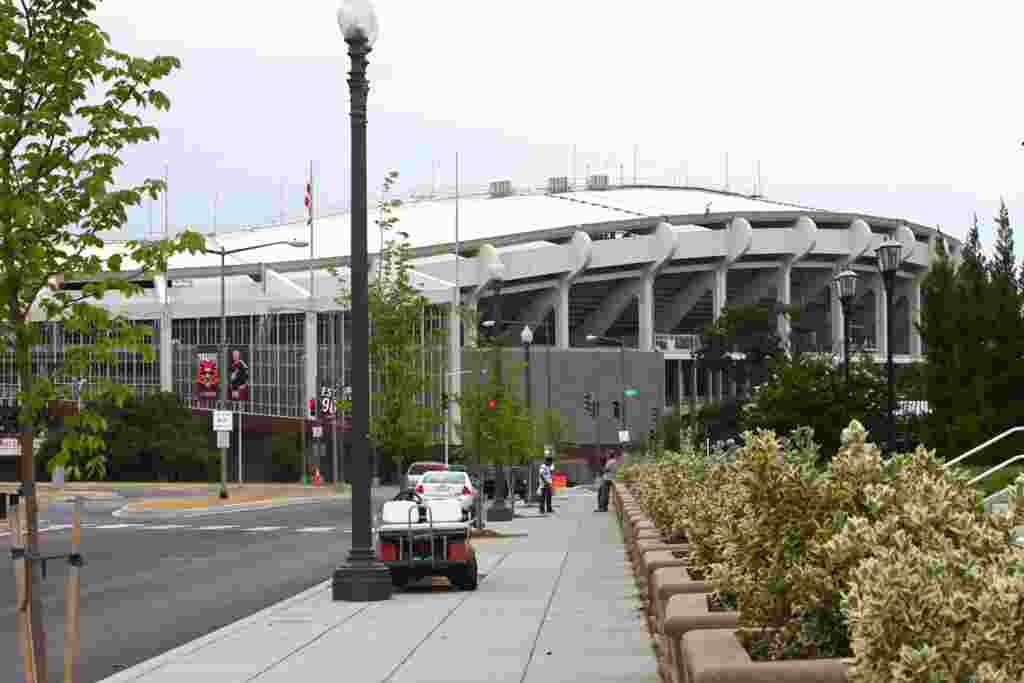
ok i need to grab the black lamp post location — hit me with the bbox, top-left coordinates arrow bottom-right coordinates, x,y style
203,239 -> 307,500
333,0 -> 392,602
521,324 -> 534,418
831,269 -> 859,385
876,238 -> 903,455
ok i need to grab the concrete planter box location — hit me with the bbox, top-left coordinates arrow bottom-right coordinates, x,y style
639,547 -> 690,586
663,593 -> 740,683
650,566 -> 710,632
680,628 -> 849,683
632,539 -> 684,564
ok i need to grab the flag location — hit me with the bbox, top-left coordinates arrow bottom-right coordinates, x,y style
304,178 -> 313,227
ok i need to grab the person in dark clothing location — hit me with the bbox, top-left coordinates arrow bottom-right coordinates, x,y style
595,453 -> 616,512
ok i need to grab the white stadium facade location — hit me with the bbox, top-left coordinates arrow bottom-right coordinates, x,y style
7,176 -> 961,482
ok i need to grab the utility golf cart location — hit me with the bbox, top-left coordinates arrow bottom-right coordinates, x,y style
375,490 -> 479,591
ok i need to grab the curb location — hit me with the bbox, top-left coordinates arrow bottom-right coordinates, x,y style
112,494 -> 352,520
99,580 -> 333,683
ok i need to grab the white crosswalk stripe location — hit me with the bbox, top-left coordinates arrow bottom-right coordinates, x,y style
146,524 -> 190,530
244,526 -> 285,532
92,523 -> 144,529
295,526 -> 336,533
194,525 -> 238,531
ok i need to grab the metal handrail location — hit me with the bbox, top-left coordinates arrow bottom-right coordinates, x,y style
943,426 -> 1024,469
969,454 -> 1024,487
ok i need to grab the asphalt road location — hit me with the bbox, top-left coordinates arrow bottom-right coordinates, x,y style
1,490 -> 394,683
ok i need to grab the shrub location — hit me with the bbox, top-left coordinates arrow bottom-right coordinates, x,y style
844,531 -> 1024,683
708,428 -> 831,650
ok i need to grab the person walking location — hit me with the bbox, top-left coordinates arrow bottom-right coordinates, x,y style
596,452 -> 616,512
538,456 -> 554,515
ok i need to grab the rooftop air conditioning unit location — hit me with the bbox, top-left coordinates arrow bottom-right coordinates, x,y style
489,180 -> 512,198
587,174 -> 609,190
547,176 -> 570,194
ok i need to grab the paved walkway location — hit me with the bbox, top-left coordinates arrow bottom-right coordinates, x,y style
100,488 -> 658,683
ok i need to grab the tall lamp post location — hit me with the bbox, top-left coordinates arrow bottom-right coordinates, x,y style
831,270 -> 859,384
876,239 -> 902,454
204,239 -> 308,499
334,0 -> 392,602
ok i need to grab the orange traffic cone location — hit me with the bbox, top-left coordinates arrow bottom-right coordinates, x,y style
313,468 -> 323,486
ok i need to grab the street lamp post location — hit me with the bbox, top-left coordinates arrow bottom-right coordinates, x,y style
334,0 -> 392,602
876,239 -> 903,455
832,270 -> 859,385
204,239 -> 307,499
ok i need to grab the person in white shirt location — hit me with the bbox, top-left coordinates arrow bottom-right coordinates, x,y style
538,457 -> 554,514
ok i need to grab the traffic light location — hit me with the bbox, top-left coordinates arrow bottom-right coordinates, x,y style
611,400 -> 621,420
583,392 -> 593,417
308,398 -> 317,417
487,398 -> 498,410
649,407 -> 659,441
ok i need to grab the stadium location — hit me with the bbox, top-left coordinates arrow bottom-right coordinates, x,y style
5,175 -> 958,483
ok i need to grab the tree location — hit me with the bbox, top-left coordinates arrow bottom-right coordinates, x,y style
39,392 -> 217,481
0,3 -> 202,676
987,199 -> 1023,432
739,351 -> 888,459
917,232 -> 963,457
336,171 -> 442,480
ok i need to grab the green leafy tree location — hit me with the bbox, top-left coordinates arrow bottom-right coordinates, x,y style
739,352 -> 887,458
336,171 -> 442,480
0,2 -> 203,673
697,302 -> 802,393
39,392 -> 217,481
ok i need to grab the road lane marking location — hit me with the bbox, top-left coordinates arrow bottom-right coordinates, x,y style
296,526 -> 337,533
147,524 -> 191,530
244,526 -> 286,532
194,525 -> 238,531
92,523 -> 144,529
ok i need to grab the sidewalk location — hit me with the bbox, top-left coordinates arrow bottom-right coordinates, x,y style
101,488 -> 658,683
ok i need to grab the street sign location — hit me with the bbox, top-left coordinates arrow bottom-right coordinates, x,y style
618,430 -> 630,444
543,445 -> 553,457
312,425 -> 324,439
623,388 -> 639,397
217,431 -> 230,449
212,410 -> 233,432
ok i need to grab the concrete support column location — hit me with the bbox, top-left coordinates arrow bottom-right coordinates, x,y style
677,360 -> 684,405
777,262 -> 792,351
160,310 -> 173,392
712,267 -> 727,321
465,300 -> 479,348
448,295 -> 462,445
831,283 -> 843,358
304,311 -> 318,409
638,269 -> 655,351
875,274 -> 888,359
556,277 -> 571,350
908,276 -> 922,357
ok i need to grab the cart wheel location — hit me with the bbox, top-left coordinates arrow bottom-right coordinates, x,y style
450,557 -> 478,591
390,570 -> 409,589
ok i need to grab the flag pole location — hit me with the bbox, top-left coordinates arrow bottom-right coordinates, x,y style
308,160 -> 315,299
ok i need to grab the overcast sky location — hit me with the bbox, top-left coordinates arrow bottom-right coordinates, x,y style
93,0 -> 1022,246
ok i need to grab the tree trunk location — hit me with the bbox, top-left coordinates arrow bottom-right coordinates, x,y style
16,340 -> 48,682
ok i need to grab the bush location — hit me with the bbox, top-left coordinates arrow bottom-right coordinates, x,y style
844,530 -> 1024,682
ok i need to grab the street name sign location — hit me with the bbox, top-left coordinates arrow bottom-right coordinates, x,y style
623,388 -> 639,397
